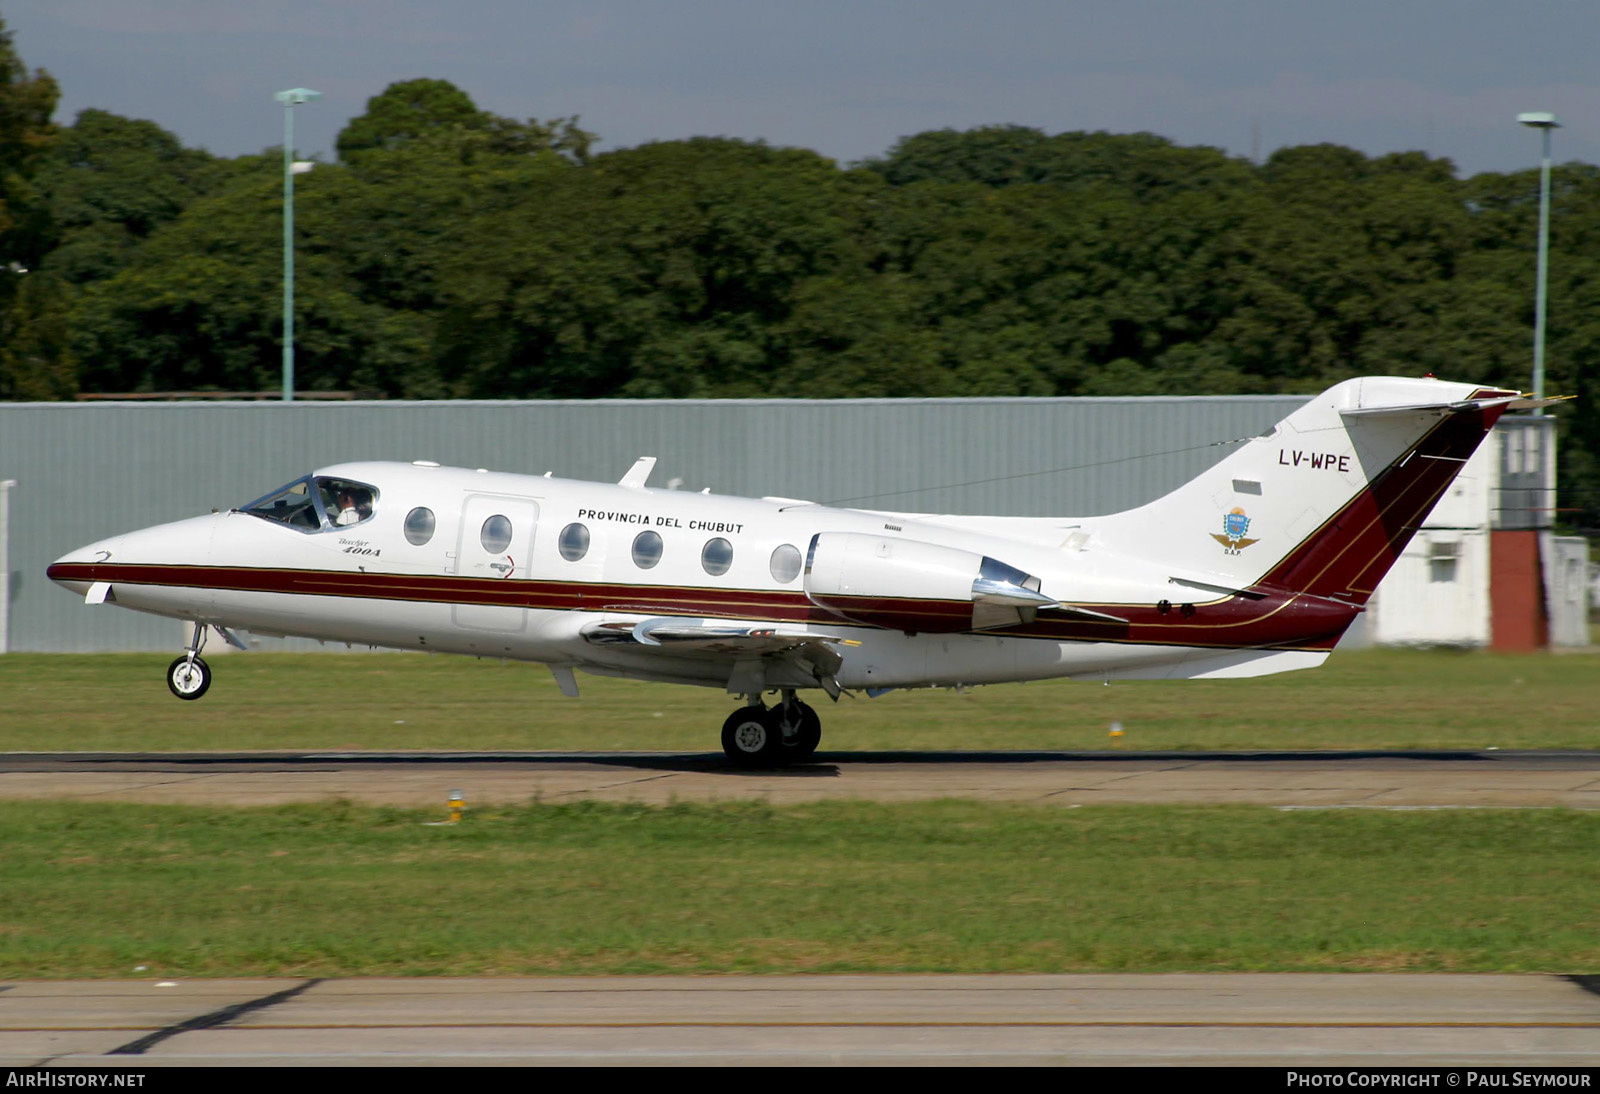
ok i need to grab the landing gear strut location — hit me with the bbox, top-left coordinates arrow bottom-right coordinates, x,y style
166,621 -> 212,701
720,690 -> 822,767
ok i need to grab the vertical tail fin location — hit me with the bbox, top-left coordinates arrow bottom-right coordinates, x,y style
1100,377 -> 1527,604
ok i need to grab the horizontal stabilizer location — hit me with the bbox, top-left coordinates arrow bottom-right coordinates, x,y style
1506,395 -> 1573,411
1339,392 -> 1568,419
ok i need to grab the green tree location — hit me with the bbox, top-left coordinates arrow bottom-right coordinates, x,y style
0,269 -> 74,399
0,14 -> 56,259
335,78 -> 485,160
68,159 -> 389,395
35,109 -> 227,286
64,95 -> 587,399
868,126 -> 1254,200
337,78 -> 593,165
0,15 -> 63,397
435,138 -> 863,398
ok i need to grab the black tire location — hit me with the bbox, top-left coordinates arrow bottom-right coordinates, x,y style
166,655 -> 211,701
721,706 -> 778,767
774,700 -> 822,761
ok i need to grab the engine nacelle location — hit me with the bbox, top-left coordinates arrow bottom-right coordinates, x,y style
803,532 -> 1054,633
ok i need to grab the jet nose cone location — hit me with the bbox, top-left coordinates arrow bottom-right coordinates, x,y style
48,536 -> 122,597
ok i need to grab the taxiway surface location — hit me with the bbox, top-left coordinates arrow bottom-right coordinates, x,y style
5,974 -> 1599,1067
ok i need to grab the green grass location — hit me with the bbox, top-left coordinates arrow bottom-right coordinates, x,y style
0,799 -> 1594,979
1,647 -> 1596,753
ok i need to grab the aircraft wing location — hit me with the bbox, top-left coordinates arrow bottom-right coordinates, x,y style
583,616 -> 853,653
580,617 -> 859,697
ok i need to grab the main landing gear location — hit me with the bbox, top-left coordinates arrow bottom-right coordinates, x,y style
720,689 -> 822,768
166,621 -> 212,701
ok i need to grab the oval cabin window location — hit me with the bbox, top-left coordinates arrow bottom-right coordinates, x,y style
701,537 -> 733,576
558,522 -> 590,562
770,543 -> 802,584
403,507 -> 435,546
480,514 -> 513,554
632,530 -> 663,569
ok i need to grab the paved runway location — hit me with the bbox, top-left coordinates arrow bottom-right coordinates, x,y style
1,748 -> 1597,809
5,974 -> 1599,1066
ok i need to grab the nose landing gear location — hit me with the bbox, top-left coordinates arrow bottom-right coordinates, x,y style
166,621 -> 212,701
720,689 -> 822,767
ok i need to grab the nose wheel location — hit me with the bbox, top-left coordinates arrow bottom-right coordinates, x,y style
720,692 -> 822,767
166,621 -> 213,701
167,654 -> 211,700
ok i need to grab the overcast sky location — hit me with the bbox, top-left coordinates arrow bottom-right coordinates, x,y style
6,0 -> 1598,176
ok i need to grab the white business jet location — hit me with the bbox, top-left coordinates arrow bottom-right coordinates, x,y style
49,376 -> 1544,765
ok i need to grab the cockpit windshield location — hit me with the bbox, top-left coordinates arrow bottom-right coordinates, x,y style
242,476 -> 379,531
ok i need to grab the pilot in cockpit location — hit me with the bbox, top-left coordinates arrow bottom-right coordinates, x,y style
332,488 -> 371,526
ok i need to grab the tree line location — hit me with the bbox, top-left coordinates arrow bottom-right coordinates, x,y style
1,18 -> 1596,524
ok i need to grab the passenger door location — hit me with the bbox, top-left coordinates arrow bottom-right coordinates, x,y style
453,494 -> 540,633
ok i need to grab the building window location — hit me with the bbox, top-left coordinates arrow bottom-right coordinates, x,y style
558,522 -> 590,562
403,507 -> 435,546
1428,540 -> 1459,584
632,530 -> 663,569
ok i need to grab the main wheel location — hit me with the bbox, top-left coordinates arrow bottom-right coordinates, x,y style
166,655 -> 211,701
773,700 -> 822,761
721,706 -> 778,767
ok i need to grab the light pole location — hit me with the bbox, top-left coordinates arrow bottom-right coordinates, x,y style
1517,111 -> 1560,414
275,88 -> 321,402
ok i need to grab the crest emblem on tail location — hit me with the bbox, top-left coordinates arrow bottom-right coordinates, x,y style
1211,507 -> 1258,554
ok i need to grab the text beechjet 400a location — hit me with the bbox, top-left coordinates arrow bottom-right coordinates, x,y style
49,376 -> 1551,765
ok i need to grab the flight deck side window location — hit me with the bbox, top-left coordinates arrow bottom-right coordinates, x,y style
319,478 -> 378,528
558,523 -> 590,561
481,514 -> 513,554
242,478 -> 321,530
701,537 -> 733,576
243,475 -> 379,532
770,543 -> 802,583
632,530 -> 663,570
404,507 -> 436,546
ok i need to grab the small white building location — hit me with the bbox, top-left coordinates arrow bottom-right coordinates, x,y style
1351,416 -> 1590,649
